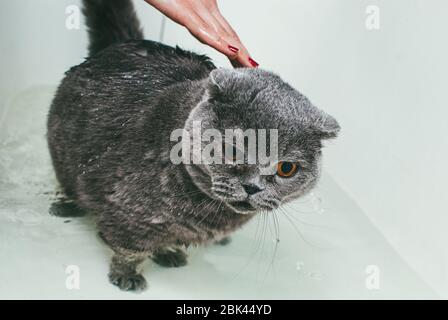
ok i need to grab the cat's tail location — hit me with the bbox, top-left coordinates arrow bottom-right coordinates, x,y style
82,0 -> 144,56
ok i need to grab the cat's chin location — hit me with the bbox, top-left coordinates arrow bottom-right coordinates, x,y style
227,201 -> 258,214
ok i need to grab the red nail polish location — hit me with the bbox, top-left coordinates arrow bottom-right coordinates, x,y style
248,57 -> 259,67
228,45 -> 239,53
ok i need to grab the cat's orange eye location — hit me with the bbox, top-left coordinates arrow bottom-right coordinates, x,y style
276,162 -> 298,178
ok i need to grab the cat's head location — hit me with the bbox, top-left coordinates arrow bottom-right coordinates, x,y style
184,68 -> 340,214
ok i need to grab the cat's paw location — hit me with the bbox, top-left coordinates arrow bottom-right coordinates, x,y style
152,248 -> 188,268
108,272 -> 147,292
215,236 -> 231,246
49,199 -> 86,217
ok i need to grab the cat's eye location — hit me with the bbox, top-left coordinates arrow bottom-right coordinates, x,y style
276,162 -> 298,178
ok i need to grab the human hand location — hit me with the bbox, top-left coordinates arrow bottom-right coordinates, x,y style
144,0 -> 258,68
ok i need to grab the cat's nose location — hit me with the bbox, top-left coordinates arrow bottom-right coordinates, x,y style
242,183 -> 263,196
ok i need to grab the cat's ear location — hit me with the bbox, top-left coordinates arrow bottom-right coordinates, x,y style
209,68 -> 233,88
313,113 -> 341,139
207,68 -> 247,99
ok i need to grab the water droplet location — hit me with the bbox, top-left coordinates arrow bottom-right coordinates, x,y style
308,270 -> 324,281
309,192 -> 325,215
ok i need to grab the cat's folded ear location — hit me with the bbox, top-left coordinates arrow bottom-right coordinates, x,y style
207,68 -> 248,100
313,113 -> 341,140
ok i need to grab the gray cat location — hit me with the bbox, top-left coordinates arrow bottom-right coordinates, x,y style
47,0 -> 340,292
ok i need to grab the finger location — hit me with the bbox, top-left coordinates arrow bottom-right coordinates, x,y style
209,6 -> 239,40
185,14 -> 241,61
146,0 -> 257,67
209,8 -> 258,68
190,1 -> 244,62
220,35 -> 255,68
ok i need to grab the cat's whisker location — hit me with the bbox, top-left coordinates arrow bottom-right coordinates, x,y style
263,211 -> 280,279
282,203 -> 337,230
251,212 -> 263,252
172,198 -> 210,227
187,197 -> 221,226
256,211 -> 273,282
281,210 -> 314,247
244,210 -> 267,277
283,202 -> 323,215
252,189 -> 281,279
278,206 -> 331,250
186,198 -> 214,222
164,190 -> 204,199
209,200 -> 225,227
196,200 -> 221,225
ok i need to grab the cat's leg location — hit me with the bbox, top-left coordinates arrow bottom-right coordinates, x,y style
108,251 -> 148,292
49,198 -> 87,217
215,236 -> 232,246
151,247 -> 188,268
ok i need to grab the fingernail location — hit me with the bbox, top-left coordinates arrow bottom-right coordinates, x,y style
228,45 -> 239,53
248,57 -> 259,67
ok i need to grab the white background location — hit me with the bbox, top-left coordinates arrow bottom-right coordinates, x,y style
1,0 -> 447,297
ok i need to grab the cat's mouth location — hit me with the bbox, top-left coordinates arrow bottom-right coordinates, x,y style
228,200 -> 257,213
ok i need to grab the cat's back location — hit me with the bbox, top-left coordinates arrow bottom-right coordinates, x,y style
47,40 -> 214,195
48,40 -> 214,151
53,40 -> 214,106
49,39 -> 214,141
79,40 -> 215,86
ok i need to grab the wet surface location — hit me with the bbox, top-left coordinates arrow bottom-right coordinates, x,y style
0,87 -> 438,299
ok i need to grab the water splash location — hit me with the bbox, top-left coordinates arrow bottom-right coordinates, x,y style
308,192 -> 325,215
